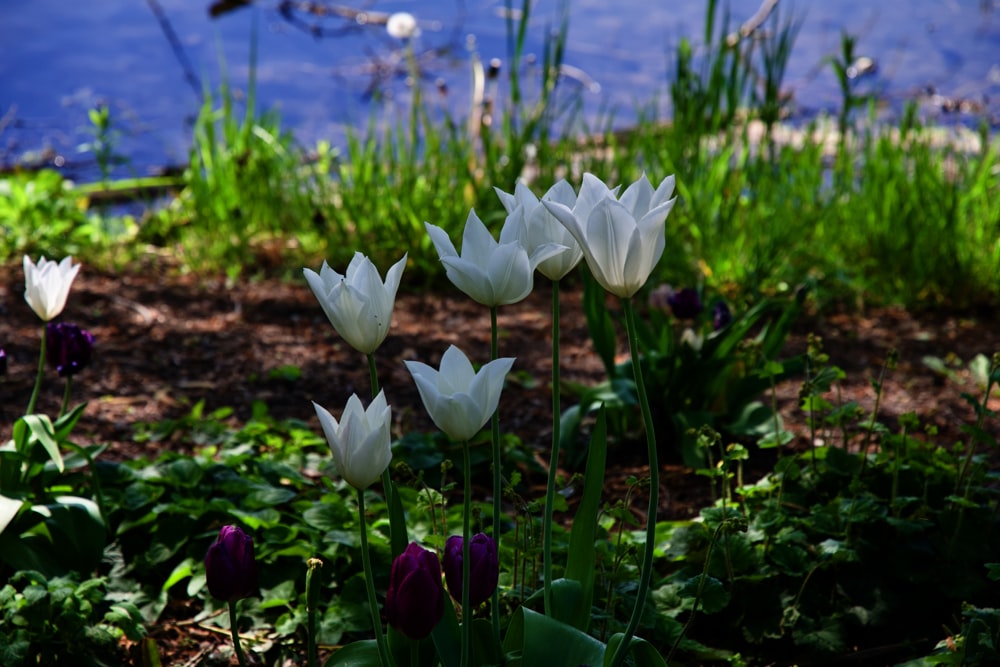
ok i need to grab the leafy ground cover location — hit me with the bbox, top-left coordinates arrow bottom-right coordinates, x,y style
0,264 -> 997,664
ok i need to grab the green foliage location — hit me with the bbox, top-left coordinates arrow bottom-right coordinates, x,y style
0,571 -> 144,667
651,357 -> 1000,666
0,170 -> 92,259
0,404 -> 108,579
565,279 -> 804,466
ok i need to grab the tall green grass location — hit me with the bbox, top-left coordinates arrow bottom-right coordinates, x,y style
1,1 -> 997,308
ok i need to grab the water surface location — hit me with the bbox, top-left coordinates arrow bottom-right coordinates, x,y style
1,0 -> 997,180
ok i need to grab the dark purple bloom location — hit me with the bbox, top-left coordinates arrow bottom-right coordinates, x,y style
666,287 -> 703,319
443,533 -> 499,609
0,346 -> 6,376
205,525 -> 258,603
712,301 -> 733,330
45,322 -> 94,377
385,542 -> 445,639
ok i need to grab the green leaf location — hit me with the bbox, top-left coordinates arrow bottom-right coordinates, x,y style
323,639 -> 380,667
161,557 -> 195,593
605,634 -> 669,667
22,414 -> 64,473
0,494 -> 24,536
503,607 -> 606,667
562,408 -> 607,631
680,574 -> 729,614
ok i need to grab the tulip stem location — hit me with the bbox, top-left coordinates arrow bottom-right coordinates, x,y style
608,297 -> 659,667
368,351 -> 399,559
228,600 -> 249,667
461,440 -> 473,667
306,558 -> 322,667
367,352 -> 380,397
59,375 -> 72,418
358,489 -> 394,667
488,305 -> 502,642
542,279 -> 561,616
25,325 -> 46,415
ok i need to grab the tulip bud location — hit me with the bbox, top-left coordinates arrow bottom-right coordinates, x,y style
666,287 -> 703,320
443,533 -> 498,608
385,542 -> 445,639
205,525 -> 258,603
712,300 -> 732,330
46,322 -> 95,377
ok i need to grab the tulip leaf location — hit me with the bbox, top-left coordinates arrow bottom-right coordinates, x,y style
323,639 -> 380,667
0,496 -> 104,576
502,607 -> 606,667
562,407 -> 607,631
52,401 -> 87,442
387,478 -> 409,559
19,414 -> 64,473
0,494 -> 24,536
604,634 -> 668,667
429,595 -> 462,667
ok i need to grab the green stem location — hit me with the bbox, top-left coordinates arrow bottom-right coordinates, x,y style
369,351 -> 403,559
608,297 -> 659,667
367,352 -> 380,397
489,305 -> 501,641
306,558 -> 322,667
26,325 -> 47,415
228,600 -> 249,667
59,375 -> 72,418
461,439 -> 473,667
358,489 -> 394,667
542,280 -> 561,615
410,638 -> 420,667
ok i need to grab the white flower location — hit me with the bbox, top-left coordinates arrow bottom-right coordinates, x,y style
405,345 -> 515,442
304,253 -> 407,355
542,172 -> 676,298
494,180 -> 584,281
386,12 -> 419,39
23,255 -> 81,321
425,211 -> 565,306
313,391 -> 392,489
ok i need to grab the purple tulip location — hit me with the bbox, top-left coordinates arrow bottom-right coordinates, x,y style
0,346 -> 6,376
712,301 -> 733,330
385,542 -> 445,639
666,287 -> 703,320
45,322 -> 94,377
205,525 -> 258,603
443,533 -> 499,608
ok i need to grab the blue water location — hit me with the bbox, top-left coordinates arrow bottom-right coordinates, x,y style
1,0 -> 998,181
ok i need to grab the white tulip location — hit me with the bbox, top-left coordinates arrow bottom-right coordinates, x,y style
405,345 -> 515,442
23,255 -> 80,322
494,180 -> 584,281
426,211 -> 565,306
542,173 -> 676,298
304,253 -> 406,355
313,391 -> 392,489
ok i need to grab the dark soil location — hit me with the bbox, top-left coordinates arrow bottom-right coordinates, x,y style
2,265 -> 998,512
1,264 -> 998,664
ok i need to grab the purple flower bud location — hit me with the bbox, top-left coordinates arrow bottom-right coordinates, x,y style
666,287 -> 703,320
385,542 -> 445,639
45,322 -> 94,377
443,533 -> 499,609
0,346 -> 6,376
205,525 -> 258,603
712,301 -> 732,330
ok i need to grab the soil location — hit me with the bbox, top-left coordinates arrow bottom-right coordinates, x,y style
1,263 -> 999,664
